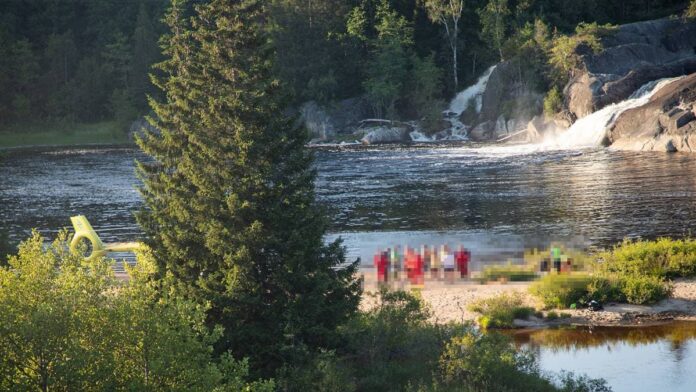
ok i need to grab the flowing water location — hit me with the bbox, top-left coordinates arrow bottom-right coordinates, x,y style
3,144 -> 696,266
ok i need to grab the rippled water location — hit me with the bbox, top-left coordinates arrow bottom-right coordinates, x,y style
510,322 -> 696,392
3,143 -> 696,264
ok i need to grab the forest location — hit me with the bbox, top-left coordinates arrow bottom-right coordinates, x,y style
0,0 -> 690,134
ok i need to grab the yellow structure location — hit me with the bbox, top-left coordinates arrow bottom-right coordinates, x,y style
70,215 -> 141,261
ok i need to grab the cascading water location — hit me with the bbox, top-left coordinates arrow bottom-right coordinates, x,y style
544,76 -> 685,149
445,65 -> 497,137
467,76 -> 685,157
411,65 -> 497,142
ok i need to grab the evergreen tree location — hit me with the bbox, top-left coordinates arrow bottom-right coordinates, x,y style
137,0 -> 360,377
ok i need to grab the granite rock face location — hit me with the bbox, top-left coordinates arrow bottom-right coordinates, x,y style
608,72 -> 696,152
566,18 -> 696,120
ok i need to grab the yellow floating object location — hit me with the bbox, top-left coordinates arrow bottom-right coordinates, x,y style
70,215 -> 141,261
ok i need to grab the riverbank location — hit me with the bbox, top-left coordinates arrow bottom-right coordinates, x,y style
0,121 -> 132,149
360,276 -> 696,327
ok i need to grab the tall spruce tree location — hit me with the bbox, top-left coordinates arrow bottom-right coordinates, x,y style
136,0 -> 360,377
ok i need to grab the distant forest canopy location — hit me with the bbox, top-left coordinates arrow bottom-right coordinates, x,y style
0,0 -> 690,131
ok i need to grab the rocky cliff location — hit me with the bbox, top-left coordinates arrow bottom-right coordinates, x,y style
608,72 -> 696,152
566,18 -> 696,120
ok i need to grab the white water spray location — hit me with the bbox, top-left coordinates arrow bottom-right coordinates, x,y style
448,65 -> 497,115
543,76 -> 684,149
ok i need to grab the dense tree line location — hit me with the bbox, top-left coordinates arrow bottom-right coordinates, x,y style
0,0 -> 165,129
0,0 -> 689,132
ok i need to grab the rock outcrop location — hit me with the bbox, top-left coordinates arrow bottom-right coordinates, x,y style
299,97 -> 371,140
566,18 -> 696,119
608,72 -> 696,152
360,126 -> 411,145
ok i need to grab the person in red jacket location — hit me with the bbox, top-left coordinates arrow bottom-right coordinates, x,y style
374,248 -> 388,287
458,247 -> 470,278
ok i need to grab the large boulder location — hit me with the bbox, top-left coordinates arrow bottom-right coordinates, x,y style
608,72 -> 696,152
360,126 -> 411,145
479,61 -> 543,123
566,18 -> 696,119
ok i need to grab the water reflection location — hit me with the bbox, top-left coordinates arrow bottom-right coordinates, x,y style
509,322 -> 696,392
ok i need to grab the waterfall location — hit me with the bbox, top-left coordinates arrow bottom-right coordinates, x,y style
448,65 -> 497,115
443,65 -> 497,138
545,76 -> 684,149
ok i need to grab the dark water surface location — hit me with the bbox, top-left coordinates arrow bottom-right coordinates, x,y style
509,322 -> 696,392
3,144 -> 696,264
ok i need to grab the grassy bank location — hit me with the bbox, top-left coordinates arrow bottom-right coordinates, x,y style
0,121 -> 132,149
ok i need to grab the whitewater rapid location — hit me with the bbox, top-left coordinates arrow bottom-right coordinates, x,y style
468,76 -> 684,156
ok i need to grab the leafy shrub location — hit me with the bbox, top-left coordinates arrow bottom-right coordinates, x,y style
529,274 -> 593,309
620,274 -> 672,304
586,275 -> 625,303
546,311 -> 559,320
543,86 -> 563,117
481,263 -> 537,282
341,289 -> 451,391
436,332 -> 609,392
598,238 -> 696,279
0,231 -> 274,391
468,293 -> 535,328
548,22 -> 617,86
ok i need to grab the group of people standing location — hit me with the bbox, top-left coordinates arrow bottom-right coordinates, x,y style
373,245 -> 471,288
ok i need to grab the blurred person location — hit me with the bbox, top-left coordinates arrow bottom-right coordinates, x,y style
456,246 -> 470,278
374,248 -> 388,287
442,245 -> 455,283
430,245 -> 440,280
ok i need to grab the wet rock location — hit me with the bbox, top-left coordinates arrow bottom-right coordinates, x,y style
566,18 -> 696,120
608,73 -> 696,152
361,126 -> 411,145
469,121 -> 494,141
553,110 -> 576,130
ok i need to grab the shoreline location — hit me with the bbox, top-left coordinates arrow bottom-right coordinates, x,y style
360,274 -> 696,328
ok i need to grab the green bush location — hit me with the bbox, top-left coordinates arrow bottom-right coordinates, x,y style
529,274 -> 593,309
341,289 -> 450,391
436,333 -> 610,392
586,275 -> 625,303
620,274 -> 672,304
468,293 -> 535,329
598,238 -> 696,279
546,311 -> 559,320
481,263 -> 537,282
543,86 -> 563,117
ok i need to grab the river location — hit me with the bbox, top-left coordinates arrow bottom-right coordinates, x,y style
4,143 -> 696,265
3,142 -> 696,390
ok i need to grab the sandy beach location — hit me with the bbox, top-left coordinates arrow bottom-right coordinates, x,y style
360,272 -> 696,327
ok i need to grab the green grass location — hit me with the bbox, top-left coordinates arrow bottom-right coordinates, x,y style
0,121 -> 132,149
